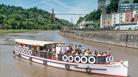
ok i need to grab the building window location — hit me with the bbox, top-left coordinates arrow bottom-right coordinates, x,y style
127,19 -> 129,22
114,21 -> 116,23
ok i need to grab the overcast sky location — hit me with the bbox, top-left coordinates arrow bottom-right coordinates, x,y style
0,0 -> 98,24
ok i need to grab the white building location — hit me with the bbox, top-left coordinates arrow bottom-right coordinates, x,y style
112,13 -> 120,26
119,0 -> 134,4
118,3 -> 138,13
100,14 -> 112,28
133,10 -> 138,17
78,21 -> 94,29
119,13 -> 126,23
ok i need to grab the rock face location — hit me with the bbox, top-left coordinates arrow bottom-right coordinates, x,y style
61,30 -> 138,48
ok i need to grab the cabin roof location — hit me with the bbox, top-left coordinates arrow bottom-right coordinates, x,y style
14,39 -> 58,46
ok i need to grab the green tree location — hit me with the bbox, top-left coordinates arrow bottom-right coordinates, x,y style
122,1 -> 130,4
106,0 -> 119,13
0,4 -> 72,30
134,0 -> 138,3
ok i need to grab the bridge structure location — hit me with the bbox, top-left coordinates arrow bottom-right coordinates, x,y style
51,9 -> 88,25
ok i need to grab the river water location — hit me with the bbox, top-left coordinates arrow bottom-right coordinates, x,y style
0,31 -> 138,77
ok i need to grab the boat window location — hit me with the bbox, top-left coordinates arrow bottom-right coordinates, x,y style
97,56 -> 106,64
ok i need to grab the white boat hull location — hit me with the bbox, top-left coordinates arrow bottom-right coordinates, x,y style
14,51 -> 128,77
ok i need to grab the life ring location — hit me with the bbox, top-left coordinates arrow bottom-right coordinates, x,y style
29,50 -> 32,55
74,56 -> 81,63
43,60 -> 47,65
20,48 -> 23,53
80,56 -> 88,63
86,67 -> 91,73
88,56 -> 95,64
68,56 -> 74,62
106,56 -> 110,63
19,48 -> 21,53
62,55 -> 68,62
109,56 -> 114,62
65,64 -> 70,70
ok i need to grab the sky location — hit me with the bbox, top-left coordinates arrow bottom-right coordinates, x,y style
0,0 -> 98,24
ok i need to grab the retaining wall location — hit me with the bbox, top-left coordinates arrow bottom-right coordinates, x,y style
60,30 -> 138,48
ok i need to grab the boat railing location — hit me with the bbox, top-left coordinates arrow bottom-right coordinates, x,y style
38,51 -> 113,64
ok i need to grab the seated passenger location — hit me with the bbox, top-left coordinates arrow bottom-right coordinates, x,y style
71,50 -> 76,54
84,49 -> 90,56
91,51 -> 96,56
97,52 -> 102,56
65,45 -> 70,52
61,46 -> 66,54
102,52 -> 107,56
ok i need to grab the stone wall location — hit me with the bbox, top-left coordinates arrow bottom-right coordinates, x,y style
60,30 -> 138,48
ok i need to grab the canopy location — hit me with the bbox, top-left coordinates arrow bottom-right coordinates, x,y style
14,39 -> 58,46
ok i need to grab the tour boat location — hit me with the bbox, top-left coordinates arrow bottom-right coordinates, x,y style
13,39 -> 128,77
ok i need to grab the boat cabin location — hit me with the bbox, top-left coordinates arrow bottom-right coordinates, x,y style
14,39 -> 113,64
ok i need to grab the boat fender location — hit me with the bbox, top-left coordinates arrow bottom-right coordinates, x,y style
80,56 -> 88,63
86,67 -> 91,73
88,56 -> 95,64
65,64 -> 70,70
109,56 -> 114,62
68,56 -> 74,62
74,56 -> 81,63
43,60 -> 47,65
106,56 -> 110,63
62,55 -> 68,62
29,57 -> 32,61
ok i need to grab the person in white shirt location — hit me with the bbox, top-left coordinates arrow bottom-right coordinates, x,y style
55,45 -> 61,58
61,46 -> 66,54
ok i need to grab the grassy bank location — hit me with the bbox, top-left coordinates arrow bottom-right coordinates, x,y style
0,29 -> 38,35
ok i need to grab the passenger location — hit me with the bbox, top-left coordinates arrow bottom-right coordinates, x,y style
78,45 -> 82,50
65,45 -> 70,52
91,50 -> 96,56
81,48 -> 85,53
97,51 -> 102,56
61,46 -> 66,54
102,52 -> 107,56
75,52 -> 79,55
55,45 -> 61,58
107,52 -> 111,56
80,53 -> 83,56
84,49 -> 90,56
71,50 -> 76,54
52,47 -> 56,52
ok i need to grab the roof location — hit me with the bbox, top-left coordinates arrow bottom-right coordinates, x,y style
14,39 -> 58,46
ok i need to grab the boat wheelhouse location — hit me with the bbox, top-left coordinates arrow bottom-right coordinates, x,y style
13,39 -> 128,77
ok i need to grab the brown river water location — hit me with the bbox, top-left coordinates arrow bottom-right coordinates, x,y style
0,31 -> 138,77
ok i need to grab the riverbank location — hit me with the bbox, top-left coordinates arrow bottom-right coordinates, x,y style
0,29 -> 41,35
60,30 -> 138,49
